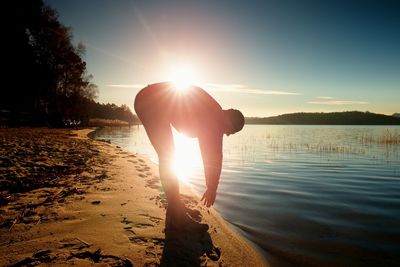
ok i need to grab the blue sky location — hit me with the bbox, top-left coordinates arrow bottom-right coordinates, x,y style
46,0 -> 399,116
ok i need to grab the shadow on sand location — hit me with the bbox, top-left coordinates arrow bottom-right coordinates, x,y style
160,210 -> 221,266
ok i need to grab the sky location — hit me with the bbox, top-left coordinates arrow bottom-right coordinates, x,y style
45,0 -> 399,117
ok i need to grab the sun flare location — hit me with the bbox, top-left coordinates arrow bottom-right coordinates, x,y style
167,63 -> 200,90
172,130 -> 201,183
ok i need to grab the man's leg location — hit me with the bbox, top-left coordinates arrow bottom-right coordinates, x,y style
139,119 -> 181,208
134,91 -> 181,209
135,105 -> 207,231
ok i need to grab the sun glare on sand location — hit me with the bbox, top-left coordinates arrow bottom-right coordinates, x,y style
167,63 -> 201,90
172,130 -> 202,183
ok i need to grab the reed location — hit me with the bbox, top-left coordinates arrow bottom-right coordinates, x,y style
89,118 -> 131,127
358,129 -> 400,145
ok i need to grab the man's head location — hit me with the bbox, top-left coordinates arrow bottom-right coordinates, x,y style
223,109 -> 245,136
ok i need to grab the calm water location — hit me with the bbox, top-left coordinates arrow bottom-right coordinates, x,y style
92,125 -> 400,266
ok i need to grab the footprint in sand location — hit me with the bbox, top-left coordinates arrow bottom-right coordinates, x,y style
125,236 -> 165,266
151,195 -> 168,209
68,249 -> 133,266
121,218 -> 165,266
128,236 -> 147,245
145,177 -> 162,190
121,216 -> 155,230
10,239 -> 133,266
139,213 -> 162,224
136,222 -> 154,228
135,165 -> 149,173
143,238 -> 165,265
121,214 -> 164,262
123,226 -> 136,235
180,194 -> 199,209
206,246 -> 221,261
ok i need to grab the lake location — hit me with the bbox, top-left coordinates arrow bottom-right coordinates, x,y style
92,125 -> 400,266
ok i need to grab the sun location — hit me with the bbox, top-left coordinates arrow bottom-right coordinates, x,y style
167,63 -> 200,90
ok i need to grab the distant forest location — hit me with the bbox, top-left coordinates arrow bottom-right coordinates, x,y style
2,0 -> 138,127
246,111 -> 400,125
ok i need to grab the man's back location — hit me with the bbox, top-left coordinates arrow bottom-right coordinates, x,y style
136,82 -> 224,137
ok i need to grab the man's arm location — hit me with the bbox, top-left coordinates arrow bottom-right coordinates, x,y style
198,132 -> 223,206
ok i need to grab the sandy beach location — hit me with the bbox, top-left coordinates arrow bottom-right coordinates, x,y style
0,128 -> 267,266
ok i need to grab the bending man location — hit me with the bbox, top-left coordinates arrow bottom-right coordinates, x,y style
134,82 -> 244,227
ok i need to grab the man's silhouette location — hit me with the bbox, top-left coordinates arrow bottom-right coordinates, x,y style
134,82 -> 244,228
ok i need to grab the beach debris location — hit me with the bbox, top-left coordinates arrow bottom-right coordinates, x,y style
9,205 -> 27,231
75,237 -> 91,247
91,200 -> 101,205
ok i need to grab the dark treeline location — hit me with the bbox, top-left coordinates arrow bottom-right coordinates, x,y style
2,0 -> 136,127
89,102 -> 138,124
246,111 -> 400,125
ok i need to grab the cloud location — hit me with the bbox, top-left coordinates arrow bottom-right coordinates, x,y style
317,96 -> 334,99
106,84 -> 145,89
307,100 -> 369,105
204,83 -> 300,95
105,82 -> 301,95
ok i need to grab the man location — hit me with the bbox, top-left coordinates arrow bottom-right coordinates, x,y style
134,82 -> 244,228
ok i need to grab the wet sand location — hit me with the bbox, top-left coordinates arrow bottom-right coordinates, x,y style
0,128 -> 268,266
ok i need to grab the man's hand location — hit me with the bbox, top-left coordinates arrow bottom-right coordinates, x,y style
201,189 -> 217,207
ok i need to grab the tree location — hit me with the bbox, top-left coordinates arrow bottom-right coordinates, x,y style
4,0 -> 98,126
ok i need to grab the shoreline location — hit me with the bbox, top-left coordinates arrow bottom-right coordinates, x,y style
0,128 -> 268,266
